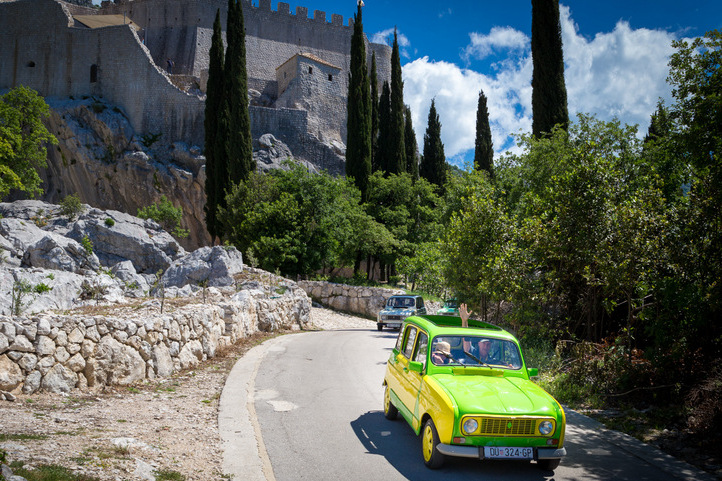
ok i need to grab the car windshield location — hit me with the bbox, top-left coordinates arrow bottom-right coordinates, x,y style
444,300 -> 458,308
429,335 -> 522,369
388,297 -> 415,308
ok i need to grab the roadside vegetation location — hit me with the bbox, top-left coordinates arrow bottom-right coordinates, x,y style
212,31 -> 722,474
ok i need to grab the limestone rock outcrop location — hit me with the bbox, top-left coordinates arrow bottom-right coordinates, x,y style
0,200 -> 312,394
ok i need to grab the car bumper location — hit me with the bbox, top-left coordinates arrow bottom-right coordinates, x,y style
436,444 -> 567,460
377,321 -> 403,329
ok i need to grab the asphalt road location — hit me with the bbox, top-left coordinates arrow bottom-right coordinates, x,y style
220,328 -> 716,481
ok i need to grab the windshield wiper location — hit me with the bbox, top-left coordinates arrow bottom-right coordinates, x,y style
463,350 -> 491,367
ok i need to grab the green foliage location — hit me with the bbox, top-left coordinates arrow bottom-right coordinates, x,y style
59,193 -> 83,220
474,89 -> 494,177
140,132 -> 162,148
223,0 -> 254,183
345,3 -> 372,200
419,99 -> 446,192
0,86 -> 57,200
220,164 -> 379,277
404,106 -> 418,179
531,0 -> 568,137
10,463 -> 100,481
388,28 -> 407,174
153,469 -> 186,481
80,235 -> 93,256
376,81 -> 391,173
204,9 -> 226,241
137,195 -> 188,239
11,279 -> 32,316
104,217 -> 115,227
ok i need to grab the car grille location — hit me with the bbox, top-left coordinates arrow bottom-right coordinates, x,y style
478,417 -> 537,436
385,315 -> 403,321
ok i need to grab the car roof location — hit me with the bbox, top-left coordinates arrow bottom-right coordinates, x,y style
403,314 -> 518,342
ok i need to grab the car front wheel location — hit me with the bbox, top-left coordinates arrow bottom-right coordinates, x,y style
422,418 -> 445,469
383,385 -> 398,420
377,323 -> 383,331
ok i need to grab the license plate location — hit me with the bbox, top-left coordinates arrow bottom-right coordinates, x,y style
484,447 -> 533,460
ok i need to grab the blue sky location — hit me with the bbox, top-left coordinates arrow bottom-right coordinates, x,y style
280,0 -> 722,166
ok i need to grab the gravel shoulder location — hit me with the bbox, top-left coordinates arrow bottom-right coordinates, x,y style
0,307 -> 374,480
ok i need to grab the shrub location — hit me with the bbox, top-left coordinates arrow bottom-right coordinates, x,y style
137,196 -> 188,239
104,217 -> 115,227
59,193 -> 83,220
80,235 -> 93,255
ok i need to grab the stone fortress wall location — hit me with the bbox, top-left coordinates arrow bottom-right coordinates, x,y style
0,0 -> 393,149
0,0 -> 205,145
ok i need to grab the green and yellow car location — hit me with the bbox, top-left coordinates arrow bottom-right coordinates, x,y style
382,315 -> 566,470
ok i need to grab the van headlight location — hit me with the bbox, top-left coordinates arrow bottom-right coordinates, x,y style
539,420 -> 554,435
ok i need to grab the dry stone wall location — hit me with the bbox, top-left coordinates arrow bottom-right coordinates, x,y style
298,280 -> 404,319
0,284 -> 311,396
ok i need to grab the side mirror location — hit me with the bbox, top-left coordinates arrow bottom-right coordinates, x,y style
408,361 -> 424,373
527,367 -> 539,378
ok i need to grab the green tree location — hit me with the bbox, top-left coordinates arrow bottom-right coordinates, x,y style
223,0 -> 254,184
665,30 -> 722,356
204,9 -> 226,241
220,164 -> 374,277
419,99 -> 446,192
0,86 -> 57,200
441,170 -> 521,322
345,2 -> 372,200
474,89 -> 494,177
388,28 -> 407,174
531,0 -> 569,138
404,106 -> 419,179
365,171 -> 442,279
370,52 -> 380,172
375,81 -> 391,173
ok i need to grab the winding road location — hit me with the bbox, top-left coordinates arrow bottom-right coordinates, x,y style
219,327 -> 715,481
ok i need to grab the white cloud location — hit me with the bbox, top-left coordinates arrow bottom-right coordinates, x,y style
462,27 -> 529,62
371,28 -> 413,59
402,4 -> 677,164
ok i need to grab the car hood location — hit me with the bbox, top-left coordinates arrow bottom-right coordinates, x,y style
432,374 -> 559,417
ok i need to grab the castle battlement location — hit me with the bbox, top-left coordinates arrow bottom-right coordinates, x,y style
249,0 -> 352,28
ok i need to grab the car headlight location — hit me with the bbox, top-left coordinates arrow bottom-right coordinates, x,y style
462,418 -> 478,435
539,420 -> 554,435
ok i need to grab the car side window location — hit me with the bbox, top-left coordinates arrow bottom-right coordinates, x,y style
417,297 -> 424,309
413,332 -> 428,366
402,327 -> 418,359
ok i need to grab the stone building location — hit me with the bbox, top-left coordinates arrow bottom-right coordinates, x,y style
0,0 -> 392,154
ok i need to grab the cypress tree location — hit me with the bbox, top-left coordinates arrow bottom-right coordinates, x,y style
345,2 -> 372,200
420,99 -> 446,192
531,0 -> 568,138
404,105 -> 418,180
388,28 -> 406,174
376,81 -> 391,173
473,89 -> 494,178
204,9 -> 225,241
370,52 -> 380,172
224,0 -> 254,183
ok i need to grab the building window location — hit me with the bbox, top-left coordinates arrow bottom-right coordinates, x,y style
90,64 -> 98,83
308,66 -> 313,74
328,74 -> 333,81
